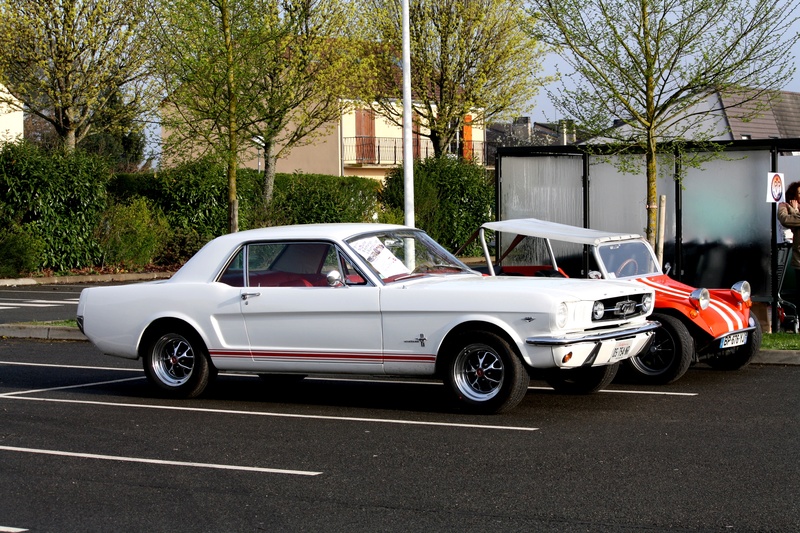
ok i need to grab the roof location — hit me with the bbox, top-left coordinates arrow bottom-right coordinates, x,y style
170,223 -> 409,282
722,90 -> 800,139
481,218 -> 643,246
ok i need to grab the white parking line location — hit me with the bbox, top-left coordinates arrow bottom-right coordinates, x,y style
0,361 -> 699,396
27,299 -> 79,305
0,445 -> 321,476
528,385 -> 698,397
0,361 -> 141,372
0,377 -> 144,397
0,361 -> 694,432
0,526 -> 28,532
0,303 -> 58,307
2,394 -> 539,432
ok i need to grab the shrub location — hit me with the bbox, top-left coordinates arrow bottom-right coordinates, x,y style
95,197 -> 169,269
380,157 -> 494,254
0,142 -> 110,271
258,173 -> 382,226
0,224 -> 45,278
154,158 -> 229,237
155,227 -> 211,266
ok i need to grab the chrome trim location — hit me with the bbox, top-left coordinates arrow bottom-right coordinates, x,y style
526,320 -> 661,346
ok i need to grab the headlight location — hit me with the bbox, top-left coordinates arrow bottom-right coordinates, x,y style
732,280 -> 751,302
690,288 -> 710,310
592,301 -> 605,320
556,302 -> 569,328
641,294 -> 654,314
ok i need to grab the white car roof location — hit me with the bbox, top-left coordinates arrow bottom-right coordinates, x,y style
170,223 -> 410,283
482,218 -> 643,246
218,222 -> 409,244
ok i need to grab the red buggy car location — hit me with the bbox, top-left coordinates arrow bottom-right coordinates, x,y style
473,218 -> 761,384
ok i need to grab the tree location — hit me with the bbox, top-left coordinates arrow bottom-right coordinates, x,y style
527,0 -> 799,244
359,0 -> 552,157
0,0 -> 156,152
153,0 -> 361,233
79,90 -> 148,172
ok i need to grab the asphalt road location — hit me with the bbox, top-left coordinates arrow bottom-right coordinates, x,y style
0,284 -> 89,324
0,338 -> 798,532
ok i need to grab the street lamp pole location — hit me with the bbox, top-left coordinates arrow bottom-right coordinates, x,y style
402,0 -> 414,228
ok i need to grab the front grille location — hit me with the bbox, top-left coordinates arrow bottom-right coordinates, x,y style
592,294 -> 649,321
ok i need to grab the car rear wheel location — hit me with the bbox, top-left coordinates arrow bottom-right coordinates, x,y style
143,329 -> 211,398
626,313 -> 693,384
707,318 -> 762,370
444,332 -> 529,414
544,362 -> 619,394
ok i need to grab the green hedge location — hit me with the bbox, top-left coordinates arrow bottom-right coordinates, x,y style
263,173 -> 381,226
381,157 -> 494,254
0,142 -> 109,271
1,142 -> 493,275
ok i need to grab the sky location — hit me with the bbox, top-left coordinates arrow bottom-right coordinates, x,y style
526,16 -> 800,124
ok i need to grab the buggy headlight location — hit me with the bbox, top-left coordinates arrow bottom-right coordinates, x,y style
690,288 -> 710,310
732,281 -> 751,302
556,302 -> 569,328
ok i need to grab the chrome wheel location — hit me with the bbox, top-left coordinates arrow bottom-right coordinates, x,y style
452,343 -> 505,402
444,332 -> 529,413
150,333 -> 195,387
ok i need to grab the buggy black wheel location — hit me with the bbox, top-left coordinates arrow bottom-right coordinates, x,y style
707,318 -> 762,371
626,314 -> 693,384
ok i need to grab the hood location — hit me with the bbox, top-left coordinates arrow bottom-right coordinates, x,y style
392,273 -> 651,300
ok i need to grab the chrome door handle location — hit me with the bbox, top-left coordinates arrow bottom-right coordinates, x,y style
241,292 -> 261,300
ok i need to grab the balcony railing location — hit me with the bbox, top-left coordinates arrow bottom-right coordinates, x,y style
342,136 -> 496,167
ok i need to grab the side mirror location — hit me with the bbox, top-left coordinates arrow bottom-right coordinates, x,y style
326,270 -> 345,287
588,270 -> 602,279
663,262 -> 672,276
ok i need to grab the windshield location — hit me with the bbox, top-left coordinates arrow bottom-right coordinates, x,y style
347,229 -> 473,283
596,240 -> 660,278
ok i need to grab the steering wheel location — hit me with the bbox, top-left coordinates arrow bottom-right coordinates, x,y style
615,258 -> 639,277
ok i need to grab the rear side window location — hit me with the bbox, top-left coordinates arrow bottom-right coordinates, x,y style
218,241 -> 370,287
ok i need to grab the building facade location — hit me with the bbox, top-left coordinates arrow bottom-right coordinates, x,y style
0,85 -> 24,143
247,103 -> 487,180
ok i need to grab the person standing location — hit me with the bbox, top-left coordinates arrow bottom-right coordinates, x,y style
778,181 -> 800,269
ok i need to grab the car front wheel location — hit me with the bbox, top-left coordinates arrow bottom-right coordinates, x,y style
444,332 -> 529,414
543,362 -> 619,394
143,329 -> 211,398
625,313 -> 694,384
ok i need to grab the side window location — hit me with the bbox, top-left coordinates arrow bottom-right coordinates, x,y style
341,254 -> 367,285
218,241 -> 369,287
248,241 -> 333,287
219,248 -> 245,287
323,245 -> 368,286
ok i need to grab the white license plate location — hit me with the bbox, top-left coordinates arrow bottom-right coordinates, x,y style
720,332 -> 748,349
611,340 -> 633,360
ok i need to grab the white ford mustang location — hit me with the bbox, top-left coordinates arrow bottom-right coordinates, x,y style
77,223 -> 658,413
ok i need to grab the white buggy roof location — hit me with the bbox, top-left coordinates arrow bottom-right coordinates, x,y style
481,218 -> 643,246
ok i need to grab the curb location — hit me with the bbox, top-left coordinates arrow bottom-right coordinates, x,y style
1,324 -> 798,365
0,272 -> 173,287
0,324 -> 87,341
752,350 -> 800,365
